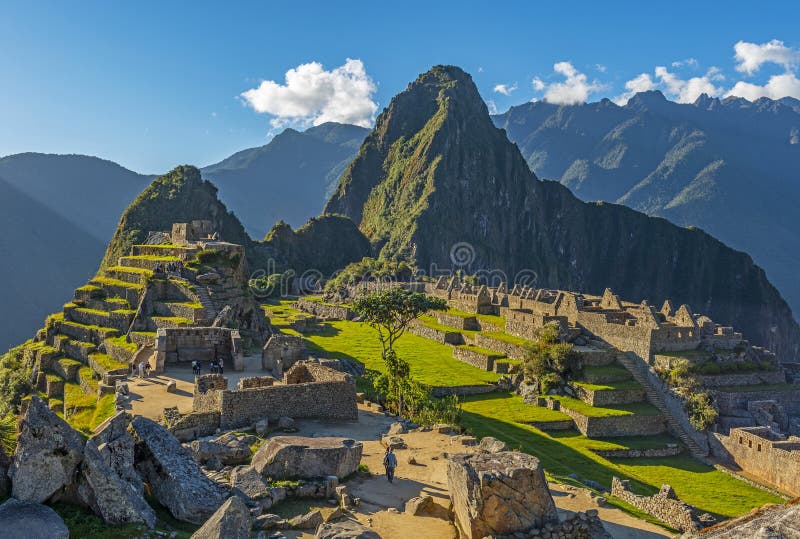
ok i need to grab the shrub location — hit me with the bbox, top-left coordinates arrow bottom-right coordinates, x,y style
535,322 -> 561,345
539,373 -> 563,395
0,344 -> 33,420
686,392 -> 718,431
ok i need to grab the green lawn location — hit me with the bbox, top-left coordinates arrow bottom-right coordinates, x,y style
459,392 -> 782,519
301,319 -> 500,387
552,395 -> 662,417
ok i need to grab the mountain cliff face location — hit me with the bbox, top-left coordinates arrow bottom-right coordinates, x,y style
202,123 -> 368,235
325,65 -> 800,361
492,92 -> 800,319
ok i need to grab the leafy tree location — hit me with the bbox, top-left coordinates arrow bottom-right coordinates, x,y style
685,392 -> 718,431
325,257 -> 415,292
352,288 -> 447,358
353,288 -> 447,415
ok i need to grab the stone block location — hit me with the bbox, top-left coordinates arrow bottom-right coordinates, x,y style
252,436 -> 362,480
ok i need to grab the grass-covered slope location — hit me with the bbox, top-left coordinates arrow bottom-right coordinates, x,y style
323,65 -> 800,361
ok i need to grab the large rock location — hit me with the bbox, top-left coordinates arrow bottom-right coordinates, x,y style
252,436 -> 362,480
0,498 -> 69,539
191,496 -> 252,539
230,465 -> 286,509
77,412 -> 156,528
191,433 -> 253,465
680,500 -> 800,538
447,451 -> 559,539
10,396 -> 85,502
289,509 -> 323,530
477,436 -> 508,453
131,416 -> 225,524
315,520 -> 382,539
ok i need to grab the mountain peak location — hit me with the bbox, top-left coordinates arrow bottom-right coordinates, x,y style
624,90 -> 669,111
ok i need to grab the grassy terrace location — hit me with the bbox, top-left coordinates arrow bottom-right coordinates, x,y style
89,352 -> 128,372
122,254 -> 181,261
456,344 -> 505,357
264,300 -> 499,387
91,277 -> 144,290
459,392 -> 782,519
444,307 -> 505,328
551,395 -> 661,417
571,379 -> 642,392
582,364 -> 632,378
107,265 -> 153,275
107,335 -> 138,353
417,315 -> 478,338
477,331 -> 532,347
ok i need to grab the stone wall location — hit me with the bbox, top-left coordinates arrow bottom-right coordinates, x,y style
155,326 -> 243,372
611,477 -> 705,532
694,370 -> 786,387
295,298 -> 354,320
408,323 -> 464,345
261,334 -> 306,371
572,384 -> 645,406
452,347 -> 502,371
713,427 -> 800,497
555,402 -> 666,437
712,387 -> 800,416
592,446 -> 682,458
436,313 -> 479,330
192,362 -> 357,429
473,333 -> 527,360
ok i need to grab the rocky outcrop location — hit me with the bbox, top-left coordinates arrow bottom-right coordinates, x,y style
230,465 -> 286,509
447,451 -> 559,539
252,436 -> 362,479
131,416 -> 224,524
77,412 -> 156,528
323,65 -> 800,361
10,396 -> 85,502
477,436 -> 508,453
190,432 -> 254,466
0,498 -> 69,539
190,496 -> 252,539
315,519 -> 382,539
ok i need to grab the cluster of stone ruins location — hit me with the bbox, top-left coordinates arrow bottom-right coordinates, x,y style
7,220 -> 800,536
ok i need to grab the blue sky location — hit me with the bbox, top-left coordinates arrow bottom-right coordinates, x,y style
1,0 -> 798,173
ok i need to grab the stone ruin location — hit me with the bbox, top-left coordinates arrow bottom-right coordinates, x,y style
261,333 -> 307,375
611,477 -> 713,532
155,326 -> 245,372
447,451 -> 610,539
177,361 -> 358,434
713,426 -> 800,497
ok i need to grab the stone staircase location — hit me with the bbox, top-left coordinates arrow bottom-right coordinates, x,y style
615,352 -> 708,458
194,285 -> 218,323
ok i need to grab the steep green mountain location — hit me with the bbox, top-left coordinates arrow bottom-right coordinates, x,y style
0,153 -> 152,241
492,92 -> 800,319
0,176 -> 104,351
325,65 -> 800,361
101,164 -> 369,282
202,122 -> 368,235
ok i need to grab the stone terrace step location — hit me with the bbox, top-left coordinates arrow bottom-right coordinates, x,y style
84,297 -> 132,312
88,352 -> 129,378
119,254 -> 181,271
90,277 -> 144,306
149,316 -> 194,330
57,320 -> 119,346
582,364 -> 634,384
130,244 -> 198,258
51,334 -> 96,363
105,266 -> 152,285
53,357 -> 83,382
66,306 -> 134,332
153,300 -> 204,321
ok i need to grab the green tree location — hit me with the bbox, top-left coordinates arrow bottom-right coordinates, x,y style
352,288 -> 447,358
353,288 -> 447,413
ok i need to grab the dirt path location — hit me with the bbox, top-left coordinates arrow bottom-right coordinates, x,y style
290,408 -> 672,539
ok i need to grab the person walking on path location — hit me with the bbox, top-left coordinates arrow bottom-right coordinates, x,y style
138,360 -> 145,378
383,447 -> 398,483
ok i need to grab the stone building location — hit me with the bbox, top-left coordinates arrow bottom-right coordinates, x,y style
155,327 -> 244,372
713,426 -> 800,497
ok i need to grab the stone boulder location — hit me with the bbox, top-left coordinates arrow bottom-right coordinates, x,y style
77,412 -> 156,527
387,422 -> 406,435
447,451 -> 559,539
230,465 -> 286,509
315,520 -> 382,539
380,435 -> 406,450
0,498 -> 69,539
477,436 -> 508,453
131,416 -> 225,524
191,496 -> 252,539
10,396 -> 85,502
404,495 -> 434,515
190,433 -> 253,466
679,501 -> 800,538
252,436 -> 362,480
289,509 -> 323,529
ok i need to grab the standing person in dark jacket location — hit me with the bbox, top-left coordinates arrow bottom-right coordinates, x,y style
383,447 -> 398,483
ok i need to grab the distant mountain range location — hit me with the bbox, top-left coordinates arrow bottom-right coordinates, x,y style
325,65 -> 800,360
202,122 -> 368,237
0,176 -> 104,351
492,91 -> 800,320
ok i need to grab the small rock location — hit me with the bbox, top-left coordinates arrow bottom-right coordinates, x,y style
407,455 -> 417,465
595,497 -> 607,506
387,422 -> 406,435
404,495 -> 434,516
325,506 -> 344,522
458,435 -> 478,446
289,509 -> 323,530
477,436 -> 508,453
387,508 -> 399,514
433,424 -> 455,435
166,380 -> 177,393
381,435 -> 406,450
585,509 -> 598,518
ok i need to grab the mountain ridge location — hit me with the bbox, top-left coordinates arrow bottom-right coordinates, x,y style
325,65 -> 800,360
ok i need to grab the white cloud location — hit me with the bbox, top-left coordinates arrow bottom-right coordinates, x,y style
486,99 -> 498,115
532,62 -> 603,105
726,72 -> 800,100
671,58 -> 699,69
493,83 -> 518,96
613,73 -> 658,105
595,64 -> 607,73
734,39 -> 800,75
654,66 -> 724,103
241,58 -> 378,128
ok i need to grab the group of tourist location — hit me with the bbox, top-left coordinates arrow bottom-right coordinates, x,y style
134,360 -> 152,378
153,260 -> 184,275
191,359 -> 223,376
